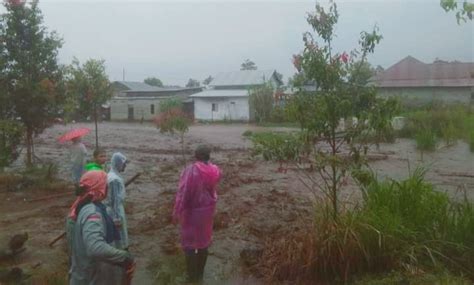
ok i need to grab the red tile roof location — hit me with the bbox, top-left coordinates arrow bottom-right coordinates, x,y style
372,56 -> 474,87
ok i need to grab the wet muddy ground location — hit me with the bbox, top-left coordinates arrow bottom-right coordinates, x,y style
0,122 -> 472,284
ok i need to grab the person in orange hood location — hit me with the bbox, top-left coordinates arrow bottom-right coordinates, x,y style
67,170 -> 135,285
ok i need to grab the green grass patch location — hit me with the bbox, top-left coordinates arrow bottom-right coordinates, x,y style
255,169 -> 474,284
415,128 -> 437,151
354,271 -> 471,285
242,130 -> 253,137
147,254 -> 187,284
256,122 -> 300,128
400,105 -> 474,149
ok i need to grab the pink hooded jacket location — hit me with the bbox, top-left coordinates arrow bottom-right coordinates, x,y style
173,161 -> 221,249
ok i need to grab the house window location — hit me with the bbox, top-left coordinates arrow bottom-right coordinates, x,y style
212,103 -> 218,112
230,101 -> 235,105
150,104 -> 155,114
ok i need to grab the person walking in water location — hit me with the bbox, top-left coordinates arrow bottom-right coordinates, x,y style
105,152 -> 130,250
70,137 -> 87,184
173,145 -> 221,283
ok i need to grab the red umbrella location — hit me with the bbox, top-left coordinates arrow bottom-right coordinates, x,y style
58,127 -> 91,143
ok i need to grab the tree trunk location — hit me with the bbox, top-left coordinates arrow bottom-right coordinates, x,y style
94,105 -> 99,150
25,127 -> 33,166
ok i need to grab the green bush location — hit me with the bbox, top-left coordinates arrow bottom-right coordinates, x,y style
250,132 -> 303,162
415,128 -> 437,151
242,130 -> 253,137
159,98 -> 182,113
400,105 -> 474,148
441,121 -> 457,146
360,169 -> 474,275
0,120 -> 24,169
256,170 -> 474,283
249,84 -> 274,123
269,106 -> 287,123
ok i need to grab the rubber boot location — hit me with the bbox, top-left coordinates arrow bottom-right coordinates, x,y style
196,248 -> 208,282
185,250 -> 199,283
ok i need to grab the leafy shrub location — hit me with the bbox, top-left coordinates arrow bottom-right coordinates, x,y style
400,105 -> 473,148
242,130 -> 253,137
269,106 -> 287,123
441,121 -> 457,146
250,132 -> 303,162
415,128 -> 437,151
249,84 -> 274,123
0,120 -> 24,169
255,170 -> 474,283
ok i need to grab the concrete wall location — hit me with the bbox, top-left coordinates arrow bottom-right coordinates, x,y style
194,97 -> 249,121
110,98 -> 162,120
377,87 -> 473,105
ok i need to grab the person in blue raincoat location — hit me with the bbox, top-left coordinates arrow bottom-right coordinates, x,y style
104,152 -> 129,250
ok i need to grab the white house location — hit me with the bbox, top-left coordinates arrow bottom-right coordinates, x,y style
110,81 -> 201,121
191,70 -> 283,121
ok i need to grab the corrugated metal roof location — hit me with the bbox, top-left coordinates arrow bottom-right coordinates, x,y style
115,81 -> 163,92
210,70 -> 278,87
372,56 -> 474,87
123,87 -> 202,93
190,89 -> 249,98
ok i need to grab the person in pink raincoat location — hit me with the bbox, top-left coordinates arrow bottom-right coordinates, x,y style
172,145 -> 221,283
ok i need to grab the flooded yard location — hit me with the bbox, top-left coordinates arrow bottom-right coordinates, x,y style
0,122 -> 472,284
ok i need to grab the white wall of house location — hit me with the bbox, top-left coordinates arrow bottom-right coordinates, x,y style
194,97 -> 249,121
110,98 -> 161,120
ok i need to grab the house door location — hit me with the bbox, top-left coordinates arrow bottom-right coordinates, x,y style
228,101 -> 237,120
128,105 -> 134,120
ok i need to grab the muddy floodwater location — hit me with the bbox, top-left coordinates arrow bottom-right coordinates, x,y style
0,122 -> 472,284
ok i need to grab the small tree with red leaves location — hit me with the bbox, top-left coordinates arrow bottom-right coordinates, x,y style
154,99 -> 192,162
252,1 -> 398,220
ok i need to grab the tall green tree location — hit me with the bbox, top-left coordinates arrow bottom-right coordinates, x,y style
441,0 -> 473,23
68,58 -> 112,149
1,0 -> 64,165
202,75 -> 213,85
348,60 -> 375,86
274,71 -> 284,83
249,84 -> 274,123
144,77 -> 163,87
0,15 -> 10,121
185,78 -> 200,88
240,59 -> 257,70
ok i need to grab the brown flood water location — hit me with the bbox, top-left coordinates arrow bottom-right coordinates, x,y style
0,122 -> 472,284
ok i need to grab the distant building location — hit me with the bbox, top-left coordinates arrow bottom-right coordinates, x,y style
191,70 -> 283,121
371,56 -> 474,105
110,81 -> 202,121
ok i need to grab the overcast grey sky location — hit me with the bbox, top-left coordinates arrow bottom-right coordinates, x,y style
6,0 -> 473,86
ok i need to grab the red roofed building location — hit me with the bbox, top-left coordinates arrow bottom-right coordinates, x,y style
371,56 -> 474,105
